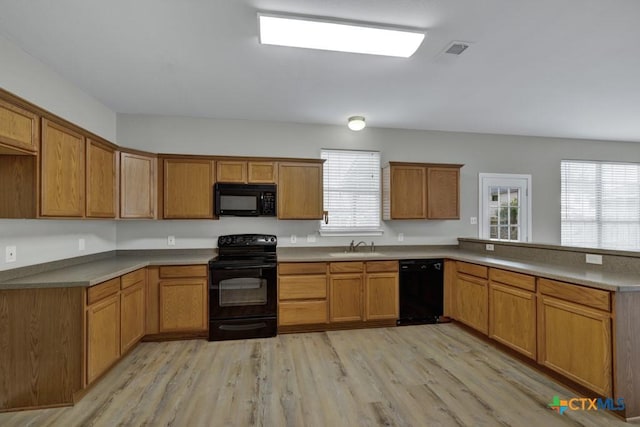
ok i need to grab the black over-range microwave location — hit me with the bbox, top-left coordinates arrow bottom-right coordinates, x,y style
214,183 -> 277,217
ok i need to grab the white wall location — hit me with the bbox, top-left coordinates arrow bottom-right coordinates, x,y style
116,115 -> 640,250
0,34 -> 118,270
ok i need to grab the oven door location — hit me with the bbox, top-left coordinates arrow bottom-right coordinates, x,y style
210,263 -> 277,319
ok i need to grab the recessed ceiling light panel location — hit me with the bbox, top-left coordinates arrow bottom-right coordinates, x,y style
258,13 -> 425,58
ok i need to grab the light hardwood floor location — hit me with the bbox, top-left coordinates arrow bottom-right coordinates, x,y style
0,324 -> 627,426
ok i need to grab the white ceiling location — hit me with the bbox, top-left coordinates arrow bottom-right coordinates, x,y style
1,0 -> 640,142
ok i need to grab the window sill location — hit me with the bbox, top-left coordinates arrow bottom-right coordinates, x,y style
319,229 -> 384,237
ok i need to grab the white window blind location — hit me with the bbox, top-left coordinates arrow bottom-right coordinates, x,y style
321,149 -> 381,234
561,160 -> 640,250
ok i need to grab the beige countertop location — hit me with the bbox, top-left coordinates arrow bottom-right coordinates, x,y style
0,251 -> 214,290
277,246 -> 640,292
1,246 -> 639,292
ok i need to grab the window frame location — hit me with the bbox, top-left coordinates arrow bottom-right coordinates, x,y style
478,173 -> 532,242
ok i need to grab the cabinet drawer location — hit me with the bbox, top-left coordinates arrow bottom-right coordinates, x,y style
279,275 -> 326,300
489,268 -> 535,292
279,301 -> 328,326
279,262 -> 326,275
159,265 -> 207,278
121,268 -> 145,289
366,261 -> 399,273
330,262 -> 364,273
457,262 -> 488,279
538,278 -> 610,312
87,277 -> 120,305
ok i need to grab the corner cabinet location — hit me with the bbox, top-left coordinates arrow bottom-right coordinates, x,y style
278,161 -> 324,219
382,162 -> 462,220
120,151 -> 156,219
452,262 -> 488,334
159,156 -> 216,219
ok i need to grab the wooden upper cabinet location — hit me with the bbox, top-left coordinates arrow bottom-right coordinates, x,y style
216,160 -> 246,183
162,157 -> 215,219
0,98 -> 39,154
217,160 -> 277,183
427,167 -> 460,219
40,119 -> 85,217
86,139 -> 117,218
248,161 -> 277,183
120,152 -> 155,219
390,165 -> 426,219
278,162 -> 324,219
382,162 -> 462,220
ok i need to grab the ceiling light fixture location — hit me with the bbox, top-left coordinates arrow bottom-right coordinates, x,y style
348,116 -> 366,131
258,13 -> 425,58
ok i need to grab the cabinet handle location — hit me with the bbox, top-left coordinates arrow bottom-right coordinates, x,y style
323,210 -> 329,224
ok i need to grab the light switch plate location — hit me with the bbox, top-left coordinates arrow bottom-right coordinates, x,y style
398,233 -> 404,242
306,234 -> 316,243
470,217 -> 478,224
290,235 -> 297,244
167,236 -> 176,246
5,246 -> 16,263
78,238 -> 85,251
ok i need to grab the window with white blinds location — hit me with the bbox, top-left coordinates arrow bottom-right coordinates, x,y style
320,149 -> 381,234
561,160 -> 640,250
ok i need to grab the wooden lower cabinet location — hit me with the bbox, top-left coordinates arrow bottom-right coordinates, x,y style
279,301 -> 328,326
120,281 -> 145,354
454,272 -> 488,334
159,278 -> 208,332
538,295 -> 612,396
278,262 -> 328,327
364,272 -> 398,320
488,268 -> 536,359
329,274 -> 364,322
86,293 -> 121,385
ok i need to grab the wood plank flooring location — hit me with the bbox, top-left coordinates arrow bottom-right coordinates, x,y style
0,324 -> 628,426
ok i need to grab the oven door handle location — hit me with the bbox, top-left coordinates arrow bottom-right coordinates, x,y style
219,322 -> 267,331
213,264 -> 276,270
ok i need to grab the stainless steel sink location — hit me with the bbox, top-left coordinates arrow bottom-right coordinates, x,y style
328,252 -> 386,258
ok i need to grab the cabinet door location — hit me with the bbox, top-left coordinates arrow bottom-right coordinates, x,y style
390,166 -> 426,219
86,139 -> 116,218
248,161 -> 277,183
279,301 -> 328,326
216,160 -> 247,183
120,281 -> 145,354
0,98 -> 39,154
278,162 -> 323,219
426,167 -> 460,219
329,274 -> 363,322
489,282 -> 536,359
159,279 -> 208,332
538,295 -> 612,396
364,272 -> 398,321
86,294 -> 121,385
40,119 -> 85,217
454,274 -> 488,334
120,152 -> 155,218
163,158 -> 215,218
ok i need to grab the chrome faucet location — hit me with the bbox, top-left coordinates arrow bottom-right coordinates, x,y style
349,240 -> 368,252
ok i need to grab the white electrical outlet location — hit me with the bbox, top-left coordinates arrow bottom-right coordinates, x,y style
398,233 -> 404,242
5,246 -> 16,263
470,217 -> 478,224
167,236 -> 176,246
485,243 -> 495,251
306,234 -> 316,243
78,238 -> 85,251
290,235 -> 297,244
586,254 -> 603,265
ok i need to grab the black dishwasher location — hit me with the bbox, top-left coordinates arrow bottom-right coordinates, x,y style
398,259 -> 444,325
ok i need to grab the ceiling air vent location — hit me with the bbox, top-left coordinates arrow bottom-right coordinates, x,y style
444,42 -> 470,55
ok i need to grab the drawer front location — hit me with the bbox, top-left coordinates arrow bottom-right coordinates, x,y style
159,265 -> 207,278
457,261 -> 488,279
87,277 -> 121,305
489,268 -> 535,292
279,275 -> 327,300
121,268 -> 145,289
538,278 -> 610,312
366,261 -> 399,273
279,301 -> 328,326
330,262 -> 364,274
278,262 -> 326,275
